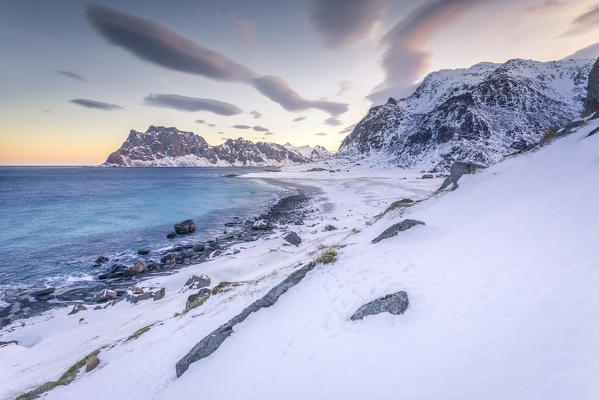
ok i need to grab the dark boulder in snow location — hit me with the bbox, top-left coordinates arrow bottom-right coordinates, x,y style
371,219 -> 425,244
439,161 -> 483,190
174,219 -> 195,234
68,304 -> 87,315
351,291 -> 409,320
85,355 -> 100,372
323,225 -> 337,231
283,232 -> 301,246
166,232 -> 177,239
184,275 -> 211,290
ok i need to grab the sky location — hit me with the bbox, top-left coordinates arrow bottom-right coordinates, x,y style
1,0 -> 599,165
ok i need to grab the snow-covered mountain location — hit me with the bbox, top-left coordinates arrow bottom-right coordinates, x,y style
339,58 -> 594,171
283,143 -> 331,161
103,126 -> 313,167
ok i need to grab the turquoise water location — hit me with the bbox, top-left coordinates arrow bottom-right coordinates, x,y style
0,167 -> 280,294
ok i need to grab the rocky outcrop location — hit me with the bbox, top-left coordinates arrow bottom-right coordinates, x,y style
351,291 -> 409,320
339,58 -> 593,171
585,57 -> 599,111
439,162 -> 483,190
103,126 -> 318,167
176,262 -> 317,377
283,232 -> 301,246
174,219 -> 195,235
93,289 -> 117,303
371,219 -> 425,244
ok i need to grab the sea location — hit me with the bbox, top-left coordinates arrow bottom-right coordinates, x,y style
0,166 -> 282,304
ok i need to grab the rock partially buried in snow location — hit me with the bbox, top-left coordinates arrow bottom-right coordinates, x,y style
68,304 -> 87,315
371,219 -> 425,243
184,288 -> 211,312
252,219 -> 273,230
439,161 -> 483,190
323,224 -> 337,231
93,289 -> 117,303
184,275 -> 211,291
351,291 -> 409,320
283,232 -> 301,246
174,219 -> 195,234
125,287 -> 165,304
85,355 -> 99,372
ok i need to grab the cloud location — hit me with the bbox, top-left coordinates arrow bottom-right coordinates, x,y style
563,42 -> 599,60
562,5 -> 599,36
335,80 -> 351,96
293,116 -> 307,122
232,124 -> 252,129
523,0 -> 566,12
195,119 -> 205,124
231,15 -> 266,58
87,3 -> 346,116
264,132 -> 274,135
253,125 -> 269,132
306,0 -> 387,49
69,98 -> 123,110
57,70 -> 88,82
368,0 -> 481,104
250,110 -> 262,119
324,116 -> 342,126
314,132 -> 328,136
143,94 -> 242,115
339,124 -> 356,134
252,75 -> 348,115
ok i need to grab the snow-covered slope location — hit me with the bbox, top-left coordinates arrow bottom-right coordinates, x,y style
283,143 -> 332,161
339,58 -> 594,171
103,126 -> 313,167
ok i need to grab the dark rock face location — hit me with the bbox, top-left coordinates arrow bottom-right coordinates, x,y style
439,161 -> 483,190
176,262 -> 317,377
339,59 -> 593,171
351,291 -> 409,320
586,57 -> 599,110
372,219 -> 425,244
102,126 -> 313,167
283,232 -> 301,246
174,219 -> 195,235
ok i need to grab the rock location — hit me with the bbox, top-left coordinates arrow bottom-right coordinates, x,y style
153,288 -> 165,301
95,256 -> 109,264
68,304 -> 87,315
93,289 -> 117,303
85,355 -> 99,372
439,161 -> 483,190
184,275 -> 211,290
252,219 -> 273,230
176,262 -> 317,377
371,219 -> 425,244
110,264 -> 127,273
387,97 -> 398,105
293,219 -> 304,225
174,219 -> 195,235
128,261 -> 147,275
193,244 -> 205,252
30,288 -> 54,297
161,254 -> 176,264
166,232 -> 177,239
351,291 -> 409,320
586,57 -> 599,111
421,174 -> 434,179
94,306 -> 102,310
323,224 -> 337,231
98,272 -> 124,280
137,249 -> 150,255
184,288 -> 211,312
283,232 -> 302,246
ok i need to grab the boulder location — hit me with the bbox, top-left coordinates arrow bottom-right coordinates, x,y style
166,232 -> 177,239
137,249 -> 150,255
439,161 -> 483,190
323,224 -> 337,231
68,304 -> 87,315
421,174 -> 434,179
252,219 -> 273,230
192,244 -> 205,252
93,289 -> 117,303
351,291 -> 409,320
95,256 -> 109,264
85,355 -> 99,372
128,261 -> 147,275
184,288 -> 211,312
371,219 -> 425,244
125,286 -> 165,304
153,288 -> 165,301
174,219 -> 195,235
283,232 -> 302,246
29,288 -> 55,297
184,275 -> 211,290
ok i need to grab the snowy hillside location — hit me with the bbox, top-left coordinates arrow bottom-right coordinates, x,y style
283,143 -> 332,161
339,58 -> 594,171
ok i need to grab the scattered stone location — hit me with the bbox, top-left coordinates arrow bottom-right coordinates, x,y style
421,174 -> 434,179
283,232 -> 302,246
137,249 -> 150,255
439,161 -> 483,190
110,264 -> 127,273
98,272 -> 124,280
176,262 -> 317,377
184,288 -> 211,312
94,306 -> 102,310
193,244 -> 205,252
30,288 -> 55,297
95,256 -> 109,264
161,254 -> 176,264
85,355 -> 99,372
128,261 -> 147,275
154,288 -> 165,301
351,291 -> 409,320
174,219 -> 196,235
93,289 -> 117,303
68,304 -> 87,315
184,275 -> 211,290
293,219 -> 304,225
371,219 -> 425,244
323,224 -> 337,231
167,232 -> 177,239
252,219 -> 273,230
